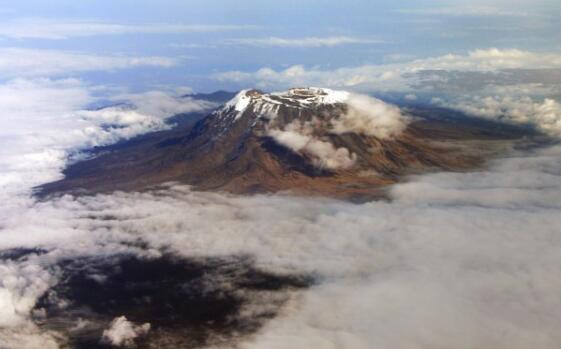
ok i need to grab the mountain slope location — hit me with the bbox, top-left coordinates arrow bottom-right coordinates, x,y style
38,88 -> 535,200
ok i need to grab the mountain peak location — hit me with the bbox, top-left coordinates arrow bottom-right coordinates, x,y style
223,87 -> 349,112
284,87 -> 349,104
217,87 -> 354,127
38,88 -> 530,201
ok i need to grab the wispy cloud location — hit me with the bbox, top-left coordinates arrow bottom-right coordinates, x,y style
213,48 -> 561,92
169,43 -> 219,49
396,5 -> 540,17
222,36 -> 385,48
0,18 -> 259,40
0,48 -> 176,78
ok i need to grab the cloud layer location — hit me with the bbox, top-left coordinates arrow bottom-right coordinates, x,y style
434,95 -> 561,136
2,141 -> 561,348
223,36 -> 384,48
0,73 -> 560,348
213,48 -> 561,92
0,78 -> 214,202
333,94 -> 408,138
0,48 -> 175,79
0,18 -> 258,39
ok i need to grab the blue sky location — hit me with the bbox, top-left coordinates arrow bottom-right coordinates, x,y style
0,0 -> 559,92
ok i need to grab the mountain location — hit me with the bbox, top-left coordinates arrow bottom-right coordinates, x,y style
38,88 -> 535,201
182,90 -> 237,103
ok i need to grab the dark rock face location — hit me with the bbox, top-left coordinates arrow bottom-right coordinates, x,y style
37,88 -> 536,201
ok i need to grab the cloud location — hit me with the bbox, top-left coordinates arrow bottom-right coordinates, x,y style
213,64 -> 410,92
169,43 -> 219,49
412,69 -> 561,97
212,48 -> 561,92
2,143 -> 561,348
267,120 -> 357,170
101,316 -> 150,347
0,259 -> 53,327
223,36 -> 384,48
0,48 -> 175,79
434,95 -> 561,136
111,90 -> 217,118
0,18 -> 258,40
332,94 -> 409,138
396,5 -> 539,17
0,78 -> 214,202
170,36 -> 384,50
1,68 -> 561,348
264,92 -> 407,169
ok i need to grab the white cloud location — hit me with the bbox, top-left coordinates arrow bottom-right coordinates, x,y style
0,80 -> 218,347
0,48 -> 176,79
435,96 -> 561,136
263,92 -> 407,168
213,48 -> 561,92
101,316 -> 150,347
213,64 -> 410,92
0,79 -> 213,202
111,90 -> 217,118
267,120 -> 357,170
397,5 -> 539,17
332,94 -> 409,138
1,66 -> 561,348
2,143 -> 561,347
0,260 -> 53,327
223,36 -> 384,48
0,18 -> 258,39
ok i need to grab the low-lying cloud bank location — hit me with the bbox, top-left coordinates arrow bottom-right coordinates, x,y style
2,143 -> 561,348
0,78 -> 215,201
212,48 -> 561,92
434,95 -> 561,136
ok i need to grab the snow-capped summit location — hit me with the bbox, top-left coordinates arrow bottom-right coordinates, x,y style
218,87 -> 354,121
221,87 -> 350,118
281,87 -> 350,104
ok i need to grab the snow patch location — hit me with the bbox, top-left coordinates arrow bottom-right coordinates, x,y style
224,89 -> 254,120
283,87 -> 350,104
218,88 -> 408,140
221,87 -> 350,121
